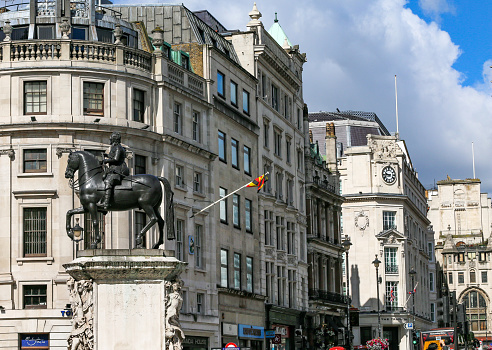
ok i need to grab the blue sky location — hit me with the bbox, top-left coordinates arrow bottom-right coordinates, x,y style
114,0 -> 492,193
404,0 -> 492,90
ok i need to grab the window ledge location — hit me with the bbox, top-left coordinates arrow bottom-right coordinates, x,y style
17,173 -> 53,178
13,189 -> 57,198
17,257 -> 54,266
174,185 -> 187,193
194,267 -> 207,274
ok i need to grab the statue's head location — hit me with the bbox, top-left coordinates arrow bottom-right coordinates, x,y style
110,132 -> 121,144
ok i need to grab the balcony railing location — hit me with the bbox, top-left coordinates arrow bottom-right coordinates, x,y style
309,289 -> 349,304
0,40 -> 205,97
385,306 -> 406,313
385,265 -> 398,274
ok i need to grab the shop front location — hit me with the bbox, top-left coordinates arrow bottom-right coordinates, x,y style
266,304 -> 304,350
182,335 -> 209,350
238,324 -> 264,350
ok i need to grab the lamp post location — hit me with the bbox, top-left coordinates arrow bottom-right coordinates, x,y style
372,255 -> 382,338
409,268 -> 417,350
342,235 -> 352,349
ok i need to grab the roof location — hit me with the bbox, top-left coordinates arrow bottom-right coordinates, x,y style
267,13 -> 292,47
308,110 -> 391,136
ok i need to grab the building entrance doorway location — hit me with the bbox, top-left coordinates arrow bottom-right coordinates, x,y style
383,327 -> 399,350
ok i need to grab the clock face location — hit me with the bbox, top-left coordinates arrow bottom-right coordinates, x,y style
382,166 -> 396,184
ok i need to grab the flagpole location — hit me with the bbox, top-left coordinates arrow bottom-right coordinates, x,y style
190,172 -> 269,218
190,183 -> 249,218
403,282 -> 419,308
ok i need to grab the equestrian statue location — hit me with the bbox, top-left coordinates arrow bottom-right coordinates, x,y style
64,132 -> 175,249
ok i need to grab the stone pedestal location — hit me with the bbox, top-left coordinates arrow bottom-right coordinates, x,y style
63,249 -> 186,350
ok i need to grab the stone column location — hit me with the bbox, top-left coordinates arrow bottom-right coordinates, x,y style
63,249 -> 186,350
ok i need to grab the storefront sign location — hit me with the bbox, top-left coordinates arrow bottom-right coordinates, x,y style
238,324 -> 264,339
20,334 -> 49,348
265,330 -> 275,339
182,336 -> 208,346
223,322 -> 238,336
272,325 -> 290,338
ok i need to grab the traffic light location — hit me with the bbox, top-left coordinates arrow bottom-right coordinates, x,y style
412,331 -> 419,345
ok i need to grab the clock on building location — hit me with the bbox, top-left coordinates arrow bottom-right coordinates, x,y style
382,165 -> 396,184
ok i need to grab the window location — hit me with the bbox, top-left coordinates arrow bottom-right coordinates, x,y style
263,163 -> 272,194
23,149 -> 47,173
230,81 -> 238,106
297,150 -> 303,171
261,72 -> 266,98
277,266 -> 286,306
173,103 -> 182,135
192,111 -> 201,142
24,81 -> 47,115
266,262 -> 274,302
276,216 -> 285,250
274,130 -> 282,157
479,252 -> 487,262
287,222 -> 295,255
96,27 -> 113,43
83,82 -> 104,116
458,272 -> 464,284
231,139 -> 239,169
181,54 -> 190,70
448,272 -> 453,284
243,90 -> 250,114
431,303 -> 436,322
272,84 -> 279,111
463,290 -> 488,332
385,281 -> 398,308
217,71 -> 225,97
218,131 -> 226,162
429,272 -> 434,291
193,172 -> 202,193
12,26 -> 29,40
23,208 -> 47,257
288,269 -> 296,308
175,165 -> 184,187
195,224 -> 202,268
233,194 -> 240,228
37,25 -> 54,39
275,171 -> 283,200
71,26 -> 87,40
176,219 -> 184,260
286,178 -> 294,206
265,210 -> 274,246
482,271 -> 488,283
458,253 -> 465,262
134,211 -> 147,248
297,108 -> 302,130
234,253 -> 241,289
264,120 -> 270,148
245,199 -> 252,233
286,138 -> 292,163
383,211 -> 396,230
470,270 -> 476,283
220,187 -> 227,223
384,247 -> 398,274
220,249 -> 228,287
197,293 -> 204,314
23,285 -> 47,309
243,146 -> 251,174
134,155 -> 146,175
246,257 -> 253,293
133,89 -> 145,122
428,242 -> 434,261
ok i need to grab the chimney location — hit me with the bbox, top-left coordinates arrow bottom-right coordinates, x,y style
325,122 -> 337,172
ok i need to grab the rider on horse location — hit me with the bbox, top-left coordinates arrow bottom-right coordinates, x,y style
101,132 -> 130,210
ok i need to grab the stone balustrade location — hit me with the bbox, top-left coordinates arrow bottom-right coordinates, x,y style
0,40 -> 205,97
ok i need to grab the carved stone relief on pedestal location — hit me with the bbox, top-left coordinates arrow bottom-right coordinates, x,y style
67,277 -> 94,350
165,279 -> 185,350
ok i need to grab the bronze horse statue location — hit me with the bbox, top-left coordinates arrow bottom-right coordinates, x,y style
64,151 -> 174,249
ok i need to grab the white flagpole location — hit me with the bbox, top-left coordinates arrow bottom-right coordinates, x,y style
472,142 -> 476,179
403,282 -> 419,308
395,75 -> 399,139
190,172 -> 268,218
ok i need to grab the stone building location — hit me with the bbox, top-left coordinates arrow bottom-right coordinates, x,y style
305,123 -> 346,348
309,111 -> 437,350
227,5 -> 309,349
428,178 -> 492,342
0,1 -> 217,348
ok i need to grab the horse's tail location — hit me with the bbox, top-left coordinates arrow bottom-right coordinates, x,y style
158,176 -> 175,240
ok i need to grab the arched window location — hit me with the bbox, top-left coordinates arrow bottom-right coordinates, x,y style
463,290 -> 488,331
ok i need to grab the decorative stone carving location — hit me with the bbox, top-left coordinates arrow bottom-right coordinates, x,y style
56,147 -> 74,158
0,149 -> 15,160
368,138 -> 397,160
67,277 -> 94,350
354,210 -> 369,231
3,21 -> 12,42
165,279 -> 185,350
385,234 -> 397,244
114,25 -> 123,45
60,19 -> 71,39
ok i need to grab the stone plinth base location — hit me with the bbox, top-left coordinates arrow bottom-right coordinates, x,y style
63,249 -> 185,350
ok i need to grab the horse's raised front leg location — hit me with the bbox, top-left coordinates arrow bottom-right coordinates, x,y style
87,203 -> 101,249
66,207 -> 87,241
137,204 -> 158,249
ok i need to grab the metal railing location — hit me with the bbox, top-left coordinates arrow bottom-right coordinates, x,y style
309,289 -> 349,304
385,265 -> 398,274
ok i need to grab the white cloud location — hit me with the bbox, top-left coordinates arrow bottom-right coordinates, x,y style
113,0 -> 492,192
418,0 -> 456,22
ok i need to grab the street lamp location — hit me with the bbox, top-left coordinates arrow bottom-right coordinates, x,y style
409,268 -> 417,350
372,255 -> 382,338
342,235 -> 352,349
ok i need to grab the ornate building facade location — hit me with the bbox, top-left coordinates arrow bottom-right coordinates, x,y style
428,178 -> 492,343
